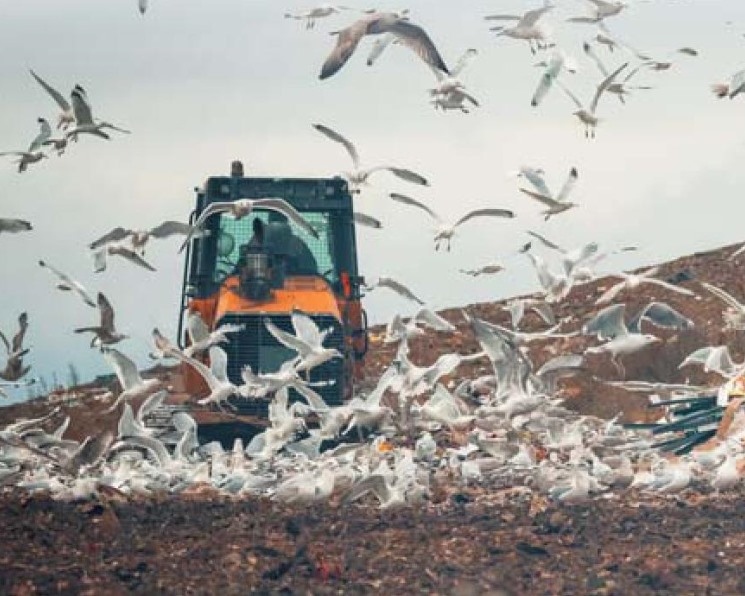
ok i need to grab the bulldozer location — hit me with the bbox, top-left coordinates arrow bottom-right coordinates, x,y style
169,161 -> 369,443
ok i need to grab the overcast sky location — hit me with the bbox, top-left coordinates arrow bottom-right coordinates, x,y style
2,0 -> 745,402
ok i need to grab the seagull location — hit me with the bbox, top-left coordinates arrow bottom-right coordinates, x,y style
385,308 -> 455,344
319,11 -> 449,80
92,244 -> 156,273
38,260 -> 97,308
175,346 -> 241,407
712,68 -> 745,99
518,167 -> 578,220
582,303 -> 663,377
363,276 -> 425,305
641,48 -> 698,72
460,264 -> 504,277
179,197 -> 318,253
285,4 -> 350,29
390,192 -> 514,251
595,266 -> 696,304
0,313 -> 31,382
264,309 -> 342,373
29,70 -> 75,130
0,219 -> 32,235
430,88 -> 480,113
503,297 -> 556,329
313,124 -> 428,190
679,346 -> 743,379
429,48 -> 479,109
101,347 -> 163,413
90,220 -> 204,256
485,5 -> 554,55
74,292 -> 128,347
567,0 -> 627,23
525,252 -> 573,303
65,85 -> 131,141
583,42 -> 651,103
138,0 -> 148,15
0,150 -> 47,173
181,313 -> 243,359
701,282 -> 745,331
531,50 -> 578,107
555,62 -> 628,137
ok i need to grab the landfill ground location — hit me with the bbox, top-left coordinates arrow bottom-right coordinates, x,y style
1,486 -> 745,595
3,243 -> 745,594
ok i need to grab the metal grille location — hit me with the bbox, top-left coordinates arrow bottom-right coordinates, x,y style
218,313 -> 346,416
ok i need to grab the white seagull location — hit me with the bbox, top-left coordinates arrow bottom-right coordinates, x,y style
485,5 -> 554,55
319,11 -> 449,79
701,282 -> 745,331
518,167 -> 578,220
90,220 -> 204,256
595,266 -> 696,304
712,68 -> 745,99
285,4 -> 350,29
180,197 -> 317,253
314,124 -> 428,190
556,62 -> 628,137
583,42 -> 651,103
264,309 -> 342,373
38,260 -> 97,308
363,276 -> 425,305
65,85 -> 131,141
390,192 -> 514,251
74,292 -> 128,347
101,347 -> 162,413
29,70 -> 75,130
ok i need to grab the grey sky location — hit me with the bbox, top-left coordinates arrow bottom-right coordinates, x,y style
2,0 -> 745,401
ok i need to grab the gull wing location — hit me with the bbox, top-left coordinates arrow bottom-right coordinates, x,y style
582,41 -> 609,78
291,309 -> 323,347
366,33 -> 396,66
386,19 -> 450,74
0,331 -> 9,356
208,346 -> 229,383
353,212 -> 382,229
518,5 -> 553,28
414,308 -> 455,332
590,62 -> 628,113
595,278 -> 626,305
531,52 -> 564,107
519,188 -> 560,208
293,382 -> 330,413
389,192 -> 440,222
527,230 -> 564,252
556,167 -> 578,203
483,15 -> 520,22
373,276 -> 425,305
525,252 -> 556,293
29,70 -> 71,111
187,311 -> 210,344
174,350 -> 219,391
89,227 -> 132,249
628,301 -> 694,334
453,208 -> 515,229
71,85 -> 95,125
0,218 -> 32,233
319,19 -> 368,80
179,202 -> 232,253
264,318 -> 309,355
379,167 -> 429,186
110,245 -> 156,271
28,119 -> 52,153
582,303 -> 628,340
641,277 -> 696,297
253,198 -> 319,239
529,300 -> 557,326
519,167 -> 552,197
97,292 -> 116,334
554,78 -> 584,110
102,347 -> 143,391
702,282 -> 744,311
38,260 -> 96,307
450,48 -> 477,77
680,346 -> 735,377
313,123 -> 360,168
148,220 -> 194,238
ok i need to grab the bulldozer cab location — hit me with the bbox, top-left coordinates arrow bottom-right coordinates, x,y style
178,163 -> 368,418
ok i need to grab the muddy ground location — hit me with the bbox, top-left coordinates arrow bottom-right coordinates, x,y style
1,487 -> 745,595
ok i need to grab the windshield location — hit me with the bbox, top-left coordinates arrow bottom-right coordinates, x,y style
214,210 -> 336,284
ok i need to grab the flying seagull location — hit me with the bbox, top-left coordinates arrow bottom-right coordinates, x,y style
0,313 -> 31,382
264,309 -> 343,373
38,260 -> 97,308
701,282 -> 745,331
712,68 -> 745,99
92,244 -> 156,273
595,266 -> 696,304
364,276 -> 425,305
179,197 -> 318,253
65,85 -> 131,141
485,5 -> 554,55
518,167 -> 578,220
353,212 -> 382,229
90,220 -> 204,256
556,62 -> 628,137
390,192 -> 514,251
460,264 -> 504,277
0,219 -> 32,235
74,292 -> 128,347
320,11 -> 449,80
0,150 -> 47,173
583,42 -> 651,104
314,124 -> 428,190
285,4 -> 350,29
